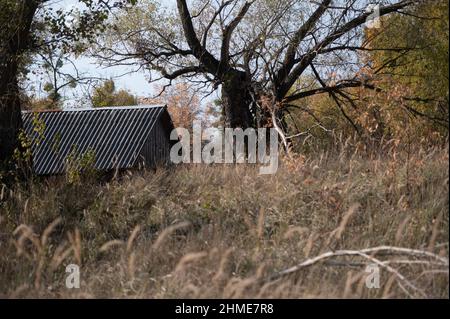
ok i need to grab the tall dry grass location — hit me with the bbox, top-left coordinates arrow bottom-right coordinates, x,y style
0,140 -> 448,298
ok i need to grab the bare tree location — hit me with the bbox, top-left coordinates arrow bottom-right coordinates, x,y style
95,0 -> 415,133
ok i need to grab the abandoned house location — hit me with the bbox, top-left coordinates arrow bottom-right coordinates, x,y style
21,105 -> 176,175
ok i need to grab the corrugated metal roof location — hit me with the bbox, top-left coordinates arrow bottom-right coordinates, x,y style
22,105 -> 168,175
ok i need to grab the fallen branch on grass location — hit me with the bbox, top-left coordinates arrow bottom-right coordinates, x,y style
267,245 -> 449,298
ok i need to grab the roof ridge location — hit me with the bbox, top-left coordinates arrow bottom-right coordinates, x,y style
22,105 -> 166,114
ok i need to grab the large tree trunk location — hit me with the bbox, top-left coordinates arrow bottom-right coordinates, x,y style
221,72 -> 254,129
0,1 -> 39,173
0,70 -> 22,166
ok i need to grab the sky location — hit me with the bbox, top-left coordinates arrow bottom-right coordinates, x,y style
30,0 -> 180,108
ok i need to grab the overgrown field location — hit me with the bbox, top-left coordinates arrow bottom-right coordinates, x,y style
0,141 -> 448,298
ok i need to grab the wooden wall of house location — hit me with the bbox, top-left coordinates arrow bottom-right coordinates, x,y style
138,120 -> 172,168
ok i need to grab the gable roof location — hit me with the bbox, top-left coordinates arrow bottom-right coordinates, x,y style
22,105 -> 173,175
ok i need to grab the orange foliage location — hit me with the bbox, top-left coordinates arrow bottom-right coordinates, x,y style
141,82 -> 201,131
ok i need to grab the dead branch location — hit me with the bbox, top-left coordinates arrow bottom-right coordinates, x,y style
266,245 -> 449,298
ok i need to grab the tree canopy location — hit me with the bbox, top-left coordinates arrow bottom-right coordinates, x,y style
367,0 -> 449,127
95,0 -> 415,132
92,79 -> 137,107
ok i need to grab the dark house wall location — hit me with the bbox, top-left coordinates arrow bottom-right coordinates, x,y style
138,120 -> 172,168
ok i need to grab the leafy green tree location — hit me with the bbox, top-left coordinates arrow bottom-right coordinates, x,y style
285,1 -> 449,149
92,79 -> 137,107
367,0 -> 449,129
0,1 -> 40,173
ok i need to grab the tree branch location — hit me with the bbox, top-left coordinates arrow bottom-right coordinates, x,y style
176,0 -> 220,74
220,1 -> 253,64
278,1 -> 413,99
275,0 -> 331,86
